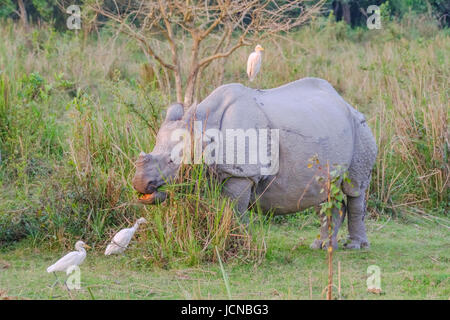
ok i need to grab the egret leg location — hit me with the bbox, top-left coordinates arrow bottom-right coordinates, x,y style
64,280 -> 71,291
256,72 -> 261,90
64,279 -> 74,299
50,272 -> 61,288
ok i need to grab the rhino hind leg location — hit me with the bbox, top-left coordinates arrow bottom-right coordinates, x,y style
343,119 -> 377,249
310,204 -> 346,250
343,174 -> 372,250
345,190 -> 370,249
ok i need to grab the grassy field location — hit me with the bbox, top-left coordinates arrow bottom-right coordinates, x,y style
0,14 -> 449,300
1,216 -> 449,299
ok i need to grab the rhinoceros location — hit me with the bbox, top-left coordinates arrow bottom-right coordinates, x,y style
132,78 -> 377,249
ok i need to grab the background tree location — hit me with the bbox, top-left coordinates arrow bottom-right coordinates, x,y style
327,0 -> 449,27
89,0 -> 325,107
0,0 -> 70,28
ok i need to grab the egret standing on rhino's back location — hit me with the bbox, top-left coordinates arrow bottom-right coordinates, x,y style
247,44 -> 264,82
104,218 -> 147,255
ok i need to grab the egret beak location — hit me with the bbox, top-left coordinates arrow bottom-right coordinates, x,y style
260,47 -> 265,51
84,244 -> 91,249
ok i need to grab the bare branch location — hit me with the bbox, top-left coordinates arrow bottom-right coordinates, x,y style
88,0 -> 325,107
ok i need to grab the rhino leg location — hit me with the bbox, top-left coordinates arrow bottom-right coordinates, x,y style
310,204 -> 346,250
345,191 -> 370,249
222,177 -> 253,223
344,168 -> 372,249
343,118 -> 376,249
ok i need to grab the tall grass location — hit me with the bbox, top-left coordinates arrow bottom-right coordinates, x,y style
133,164 -> 268,267
0,16 -> 448,264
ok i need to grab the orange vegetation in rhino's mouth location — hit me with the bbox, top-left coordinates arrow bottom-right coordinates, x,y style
138,193 -> 155,204
139,193 -> 153,200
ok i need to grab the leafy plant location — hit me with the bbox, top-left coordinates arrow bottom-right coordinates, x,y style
308,155 -> 352,300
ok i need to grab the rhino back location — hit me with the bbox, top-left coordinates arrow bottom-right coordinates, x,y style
189,78 -> 360,214
244,79 -> 355,213
255,78 -> 354,137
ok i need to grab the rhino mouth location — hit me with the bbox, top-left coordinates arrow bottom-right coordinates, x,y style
138,192 -> 156,204
137,189 -> 167,205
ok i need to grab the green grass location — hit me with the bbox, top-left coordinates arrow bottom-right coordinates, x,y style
1,217 -> 448,300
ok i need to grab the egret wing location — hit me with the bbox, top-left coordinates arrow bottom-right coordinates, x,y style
247,52 -> 261,81
247,52 -> 258,78
48,251 -> 83,272
112,228 -> 135,248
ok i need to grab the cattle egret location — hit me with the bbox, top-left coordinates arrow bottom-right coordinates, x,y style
247,44 -> 264,82
104,217 -> 147,255
47,241 -> 90,273
47,240 -> 90,289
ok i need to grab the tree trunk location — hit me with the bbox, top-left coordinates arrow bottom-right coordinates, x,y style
193,66 -> 204,106
342,2 -> 351,25
17,0 -> 28,29
183,37 -> 201,107
184,68 -> 199,107
174,70 -> 183,104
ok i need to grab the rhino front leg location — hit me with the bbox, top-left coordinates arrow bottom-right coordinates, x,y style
310,204 -> 346,250
222,177 -> 253,223
345,192 -> 370,249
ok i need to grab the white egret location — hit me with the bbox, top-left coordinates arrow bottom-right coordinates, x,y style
47,241 -> 90,273
47,240 -> 90,288
247,44 -> 264,82
104,217 -> 147,255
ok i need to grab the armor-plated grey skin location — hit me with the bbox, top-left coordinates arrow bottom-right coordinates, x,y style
132,78 -> 377,250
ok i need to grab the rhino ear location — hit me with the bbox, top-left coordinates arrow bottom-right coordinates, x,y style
165,103 -> 184,122
137,151 -> 150,163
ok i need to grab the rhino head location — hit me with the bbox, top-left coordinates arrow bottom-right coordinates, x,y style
132,103 -> 187,204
